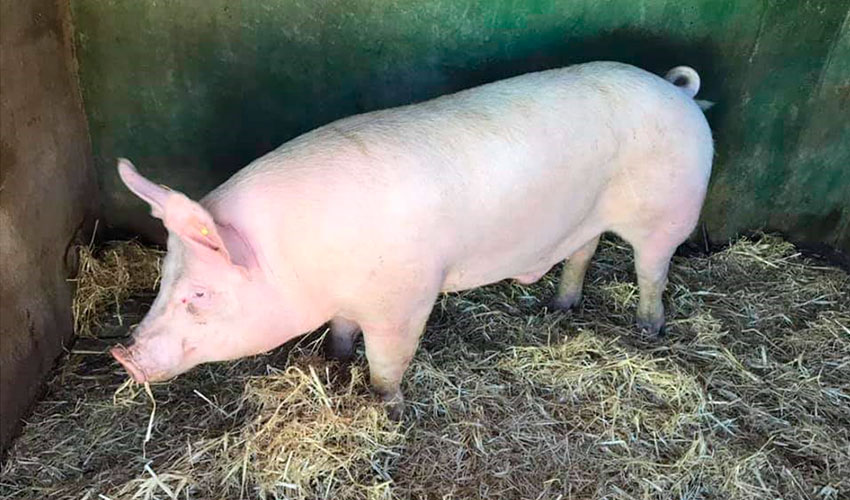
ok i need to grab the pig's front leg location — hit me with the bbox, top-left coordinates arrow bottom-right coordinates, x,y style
360,297 -> 435,420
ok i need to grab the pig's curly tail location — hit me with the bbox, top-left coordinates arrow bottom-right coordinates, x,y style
664,66 -> 700,97
665,66 -> 714,111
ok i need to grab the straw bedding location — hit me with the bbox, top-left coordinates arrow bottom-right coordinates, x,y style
1,234 -> 847,499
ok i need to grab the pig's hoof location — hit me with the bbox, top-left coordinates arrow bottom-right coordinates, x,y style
385,401 -> 405,421
636,316 -> 666,338
380,391 -> 405,421
551,293 -> 581,312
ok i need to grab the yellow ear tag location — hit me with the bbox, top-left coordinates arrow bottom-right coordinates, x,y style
200,226 -> 209,236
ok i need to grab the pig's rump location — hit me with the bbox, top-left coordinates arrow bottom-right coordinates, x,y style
203,61 -> 712,310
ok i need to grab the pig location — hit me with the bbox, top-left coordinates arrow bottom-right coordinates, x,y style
111,61 -> 713,416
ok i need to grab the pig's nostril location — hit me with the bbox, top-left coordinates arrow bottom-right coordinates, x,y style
110,345 -> 147,383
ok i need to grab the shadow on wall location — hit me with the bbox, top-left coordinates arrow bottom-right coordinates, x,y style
214,28 -> 727,175
438,27 -> 724,112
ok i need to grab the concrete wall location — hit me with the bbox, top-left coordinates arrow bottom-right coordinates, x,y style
71,0 -> 850,250
0,0 -> 96,452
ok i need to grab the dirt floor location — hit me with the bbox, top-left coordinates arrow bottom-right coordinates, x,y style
1,234 -> 848,499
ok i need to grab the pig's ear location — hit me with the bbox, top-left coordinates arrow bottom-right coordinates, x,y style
162,195 -> 233,265
118,158 -> 235,266
117,158 -> 171,219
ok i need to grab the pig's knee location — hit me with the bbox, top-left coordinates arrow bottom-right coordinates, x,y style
367,350 -> 414,393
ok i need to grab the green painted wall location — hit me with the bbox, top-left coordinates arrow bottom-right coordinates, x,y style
72,0 -> 850,250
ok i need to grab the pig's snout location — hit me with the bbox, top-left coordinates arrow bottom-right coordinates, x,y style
111,345 -> 147,383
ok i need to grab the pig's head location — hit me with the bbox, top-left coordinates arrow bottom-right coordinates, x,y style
110,159 -> 271,383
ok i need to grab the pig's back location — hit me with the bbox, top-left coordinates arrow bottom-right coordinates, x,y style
207,61 -> 711,295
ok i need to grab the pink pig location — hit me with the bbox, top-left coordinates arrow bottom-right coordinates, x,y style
111,61 -> 713,415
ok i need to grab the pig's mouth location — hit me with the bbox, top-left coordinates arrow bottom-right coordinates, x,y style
110,345 -> 149,383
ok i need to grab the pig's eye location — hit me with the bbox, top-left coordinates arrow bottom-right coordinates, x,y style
184,289 -> 212,311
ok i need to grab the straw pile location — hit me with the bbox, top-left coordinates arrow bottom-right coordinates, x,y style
1,234 -> 847,499
71,241 -> 163,338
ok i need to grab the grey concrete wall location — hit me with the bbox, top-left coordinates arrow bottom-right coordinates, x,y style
0,0 -> 97,452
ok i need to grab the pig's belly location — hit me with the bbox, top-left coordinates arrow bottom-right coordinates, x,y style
439,222 -> 598,293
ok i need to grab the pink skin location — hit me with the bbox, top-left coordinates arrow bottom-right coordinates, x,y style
109,247 -> 279,383
111,62 -> 713,414
111,162 -> 325,383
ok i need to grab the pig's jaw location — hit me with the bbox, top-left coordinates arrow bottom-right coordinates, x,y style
109,269 -> 331,384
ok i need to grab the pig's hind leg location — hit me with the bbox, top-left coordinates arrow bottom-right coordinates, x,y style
630,239 -> 676,336
553,235 -> 601,311
615,211 -> 700,337
605,152 -> 708,337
